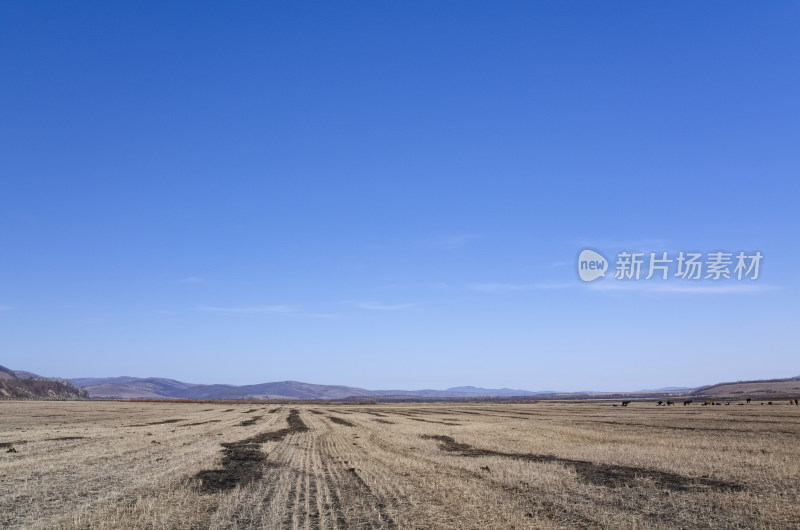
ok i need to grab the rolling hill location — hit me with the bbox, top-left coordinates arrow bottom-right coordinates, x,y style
691,377 -> 800,399
74,377 -> 199,398
0,366 -> 88,400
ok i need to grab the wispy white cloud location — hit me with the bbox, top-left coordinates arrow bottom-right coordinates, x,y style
467,282 -> 575,293
195,305 -> 339,318
299,313 -> 340,319
586,282 -> 780,294
356,302 -> 416,311
468,280 -> 779,295
429,233 -> 480,251
180,276 -> 204,284
196,305 -> 296,313
468,283 -> 533,293
574,238 -> 671,250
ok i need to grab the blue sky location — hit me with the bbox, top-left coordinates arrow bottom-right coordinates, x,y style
1,2 -> 798,391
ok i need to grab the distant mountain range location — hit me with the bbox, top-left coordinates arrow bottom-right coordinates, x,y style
636,386 -> 694,392
62,377 -> 548,399
6,368 -> 561,399
8,365 -> 800,401
445,386 -> 549,396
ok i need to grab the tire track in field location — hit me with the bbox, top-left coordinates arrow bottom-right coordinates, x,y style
305,434 -> 335,529
276,412 -> 343,530
320,456 -> 348,528
315,420 -> 399,529
282,422 -> 310,529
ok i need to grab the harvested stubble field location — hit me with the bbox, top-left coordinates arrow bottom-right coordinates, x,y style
1,401 -> 799,529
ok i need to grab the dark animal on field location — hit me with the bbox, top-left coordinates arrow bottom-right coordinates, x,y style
657,401 -> 662,406
768,401 -> 773,405
703,401 -> 713,406
684,400 -> 692,406
667,401 -> 675,406
621,401 -> 631,407
746,398 -> 751,404
612,404 -> 618,407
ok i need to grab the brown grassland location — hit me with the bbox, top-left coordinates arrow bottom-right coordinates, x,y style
1,400 -> 799,529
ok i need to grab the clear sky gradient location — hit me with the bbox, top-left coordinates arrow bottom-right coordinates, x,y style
1,2 -> 798,391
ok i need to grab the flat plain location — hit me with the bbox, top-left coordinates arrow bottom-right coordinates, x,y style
1,400 -> 799,529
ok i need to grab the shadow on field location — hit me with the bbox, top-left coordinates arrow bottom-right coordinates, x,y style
421,435 -> 744,492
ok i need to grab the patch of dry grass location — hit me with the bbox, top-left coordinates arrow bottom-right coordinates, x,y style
1,400 -> 799,528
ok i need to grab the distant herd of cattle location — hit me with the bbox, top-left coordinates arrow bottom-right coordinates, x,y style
616,399 -> 800,407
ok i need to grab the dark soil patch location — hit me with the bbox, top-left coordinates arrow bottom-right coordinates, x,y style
130,419 -> 185,427
238,415 -> 263,427
223,409 -> 234,412
309,409 -> 324,415
421,435 -> 473,452
195,410 -> 308,493
268,408 -> 280,413
242,409 -> 308,443
373,419 -> 395,424
0,441 -> 27,448
242,409 -> 258,414
328,416 -> 355,427
195,441 -> 272,493
45,436 -> 85,442
183,420 -> 222,427
410,418 -> 462,426
421,435 -> 743,492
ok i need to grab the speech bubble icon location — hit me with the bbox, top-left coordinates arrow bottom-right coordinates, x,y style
578,249 -> 608,282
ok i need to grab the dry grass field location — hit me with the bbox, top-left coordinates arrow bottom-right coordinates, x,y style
2,400 -> 799,529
